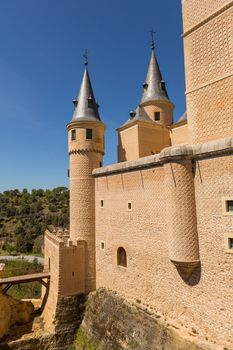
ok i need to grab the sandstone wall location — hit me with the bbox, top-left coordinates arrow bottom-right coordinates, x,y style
94,144 -> 233,349
170,122 -> 191,146
182,1 -> 233,143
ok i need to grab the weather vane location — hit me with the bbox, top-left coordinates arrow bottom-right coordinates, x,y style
83,49 -> 88,66
150,29 -> 155,50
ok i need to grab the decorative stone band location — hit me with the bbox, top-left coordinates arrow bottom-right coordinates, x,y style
93,136 -> 233,177
182,1 -> 233,37
69,148 -> 104,156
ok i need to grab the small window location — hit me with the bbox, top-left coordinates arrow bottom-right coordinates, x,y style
99,162 -> 103,167
160,80 -> 166,91
154,112 -> 160,121
100,199 -> 104,208
86,128 -> 92,140
72,272 -> 74,276
117,247 -> 127,267
67,169 -> 70,178
228,238 -> 233,249
142,83 -> 148,92
226,200 -> 233,212
101,242 -> 105,250
127,201 -> 132,211
88,97 -> 94,109
71,129 -> 76,141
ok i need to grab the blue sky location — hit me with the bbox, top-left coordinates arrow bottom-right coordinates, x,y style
0,0 -> 186,191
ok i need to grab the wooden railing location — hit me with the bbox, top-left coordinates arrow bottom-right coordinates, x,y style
0,265 -> 49,279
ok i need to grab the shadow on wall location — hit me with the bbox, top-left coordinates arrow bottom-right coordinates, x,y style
176,262 -> 202,286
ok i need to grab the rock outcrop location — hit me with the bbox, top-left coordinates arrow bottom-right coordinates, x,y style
0,294 -> 34,338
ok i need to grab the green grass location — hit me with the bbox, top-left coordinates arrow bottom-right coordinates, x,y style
70,328 -> 97,350
0,259 -> 43,299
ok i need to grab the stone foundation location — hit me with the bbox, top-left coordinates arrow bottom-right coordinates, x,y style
0,289 -> 225,350
72,289 -> 215,350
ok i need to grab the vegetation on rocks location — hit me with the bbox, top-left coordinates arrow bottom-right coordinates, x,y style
0,187 -> 69,254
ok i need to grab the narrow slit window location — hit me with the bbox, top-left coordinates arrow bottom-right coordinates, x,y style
71,129 -> 76,141
100,199 -> 104,208
127,201 -> 132,210
117,247 -> 127,267
226,200 -> 233,212
228,238 -> 233,249
101,242 -> 105,250
154,112 -> 160,121
86,128 -> 92,140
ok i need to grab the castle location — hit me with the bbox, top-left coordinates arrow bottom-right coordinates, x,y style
42,1 -> 233,349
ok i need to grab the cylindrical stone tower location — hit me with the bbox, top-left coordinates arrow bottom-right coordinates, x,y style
164,158 -> 200,277
67,63 -> 105,292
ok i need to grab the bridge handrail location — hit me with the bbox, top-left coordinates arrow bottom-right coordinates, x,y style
0,265 -> 49,278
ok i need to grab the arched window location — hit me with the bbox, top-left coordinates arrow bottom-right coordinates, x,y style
117,247 -> 127,267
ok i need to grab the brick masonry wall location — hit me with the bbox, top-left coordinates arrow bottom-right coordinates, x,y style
182,0 -> 232,32
95,154 -> 233,349
170,123 -> 191,145
68,121 -> 104,292
183,1 -> 233,143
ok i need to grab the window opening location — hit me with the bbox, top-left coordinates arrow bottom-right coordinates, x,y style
117,247 -> 127,267
86,128 -> 92,140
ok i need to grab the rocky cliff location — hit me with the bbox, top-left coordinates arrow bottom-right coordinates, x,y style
1,289 -> 218,350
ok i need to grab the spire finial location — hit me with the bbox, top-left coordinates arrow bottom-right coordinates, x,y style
83,49 -> 88,66
150,29 -> 155,50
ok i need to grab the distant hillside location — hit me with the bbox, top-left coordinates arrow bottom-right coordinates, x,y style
0,187 -> 69,254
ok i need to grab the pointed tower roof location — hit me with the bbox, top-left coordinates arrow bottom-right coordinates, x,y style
71,61 -> 101,123
140,43 -> 170,105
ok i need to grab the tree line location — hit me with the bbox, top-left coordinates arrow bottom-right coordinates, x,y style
0,187 -> 69,254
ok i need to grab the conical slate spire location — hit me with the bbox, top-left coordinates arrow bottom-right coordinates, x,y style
140,48 -> 170,104
71,66 -> 101,122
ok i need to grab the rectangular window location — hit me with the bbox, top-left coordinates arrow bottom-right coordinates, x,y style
71,129 -> 76,141
226,200 -> 233,212
99,162 -> 103,167
86,128 -> 92,140
100,199 -> 104,208
229,238 -> 233,249
154,112 -> 160,121
127,201 -> 132,211
101,242 -> 105,250
67,169 -> 70,178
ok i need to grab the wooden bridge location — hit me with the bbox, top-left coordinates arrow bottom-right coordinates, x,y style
0,266 -> 50,294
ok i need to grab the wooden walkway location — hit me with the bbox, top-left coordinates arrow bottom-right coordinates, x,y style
0,271 -> 50,294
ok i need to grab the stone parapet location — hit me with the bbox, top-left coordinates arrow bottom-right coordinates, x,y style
93,136 -> 233,176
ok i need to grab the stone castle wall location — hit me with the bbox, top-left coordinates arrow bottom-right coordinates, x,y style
183,0 -> 233,143
42,231 -> 85,326
93,138 -> 233,349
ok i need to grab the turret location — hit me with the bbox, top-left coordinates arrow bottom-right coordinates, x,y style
140,35 -> 174,126
118,34 -> 173,162
67,58 -> 105,292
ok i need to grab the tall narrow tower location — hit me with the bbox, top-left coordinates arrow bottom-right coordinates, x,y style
67,59 -> 105,293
